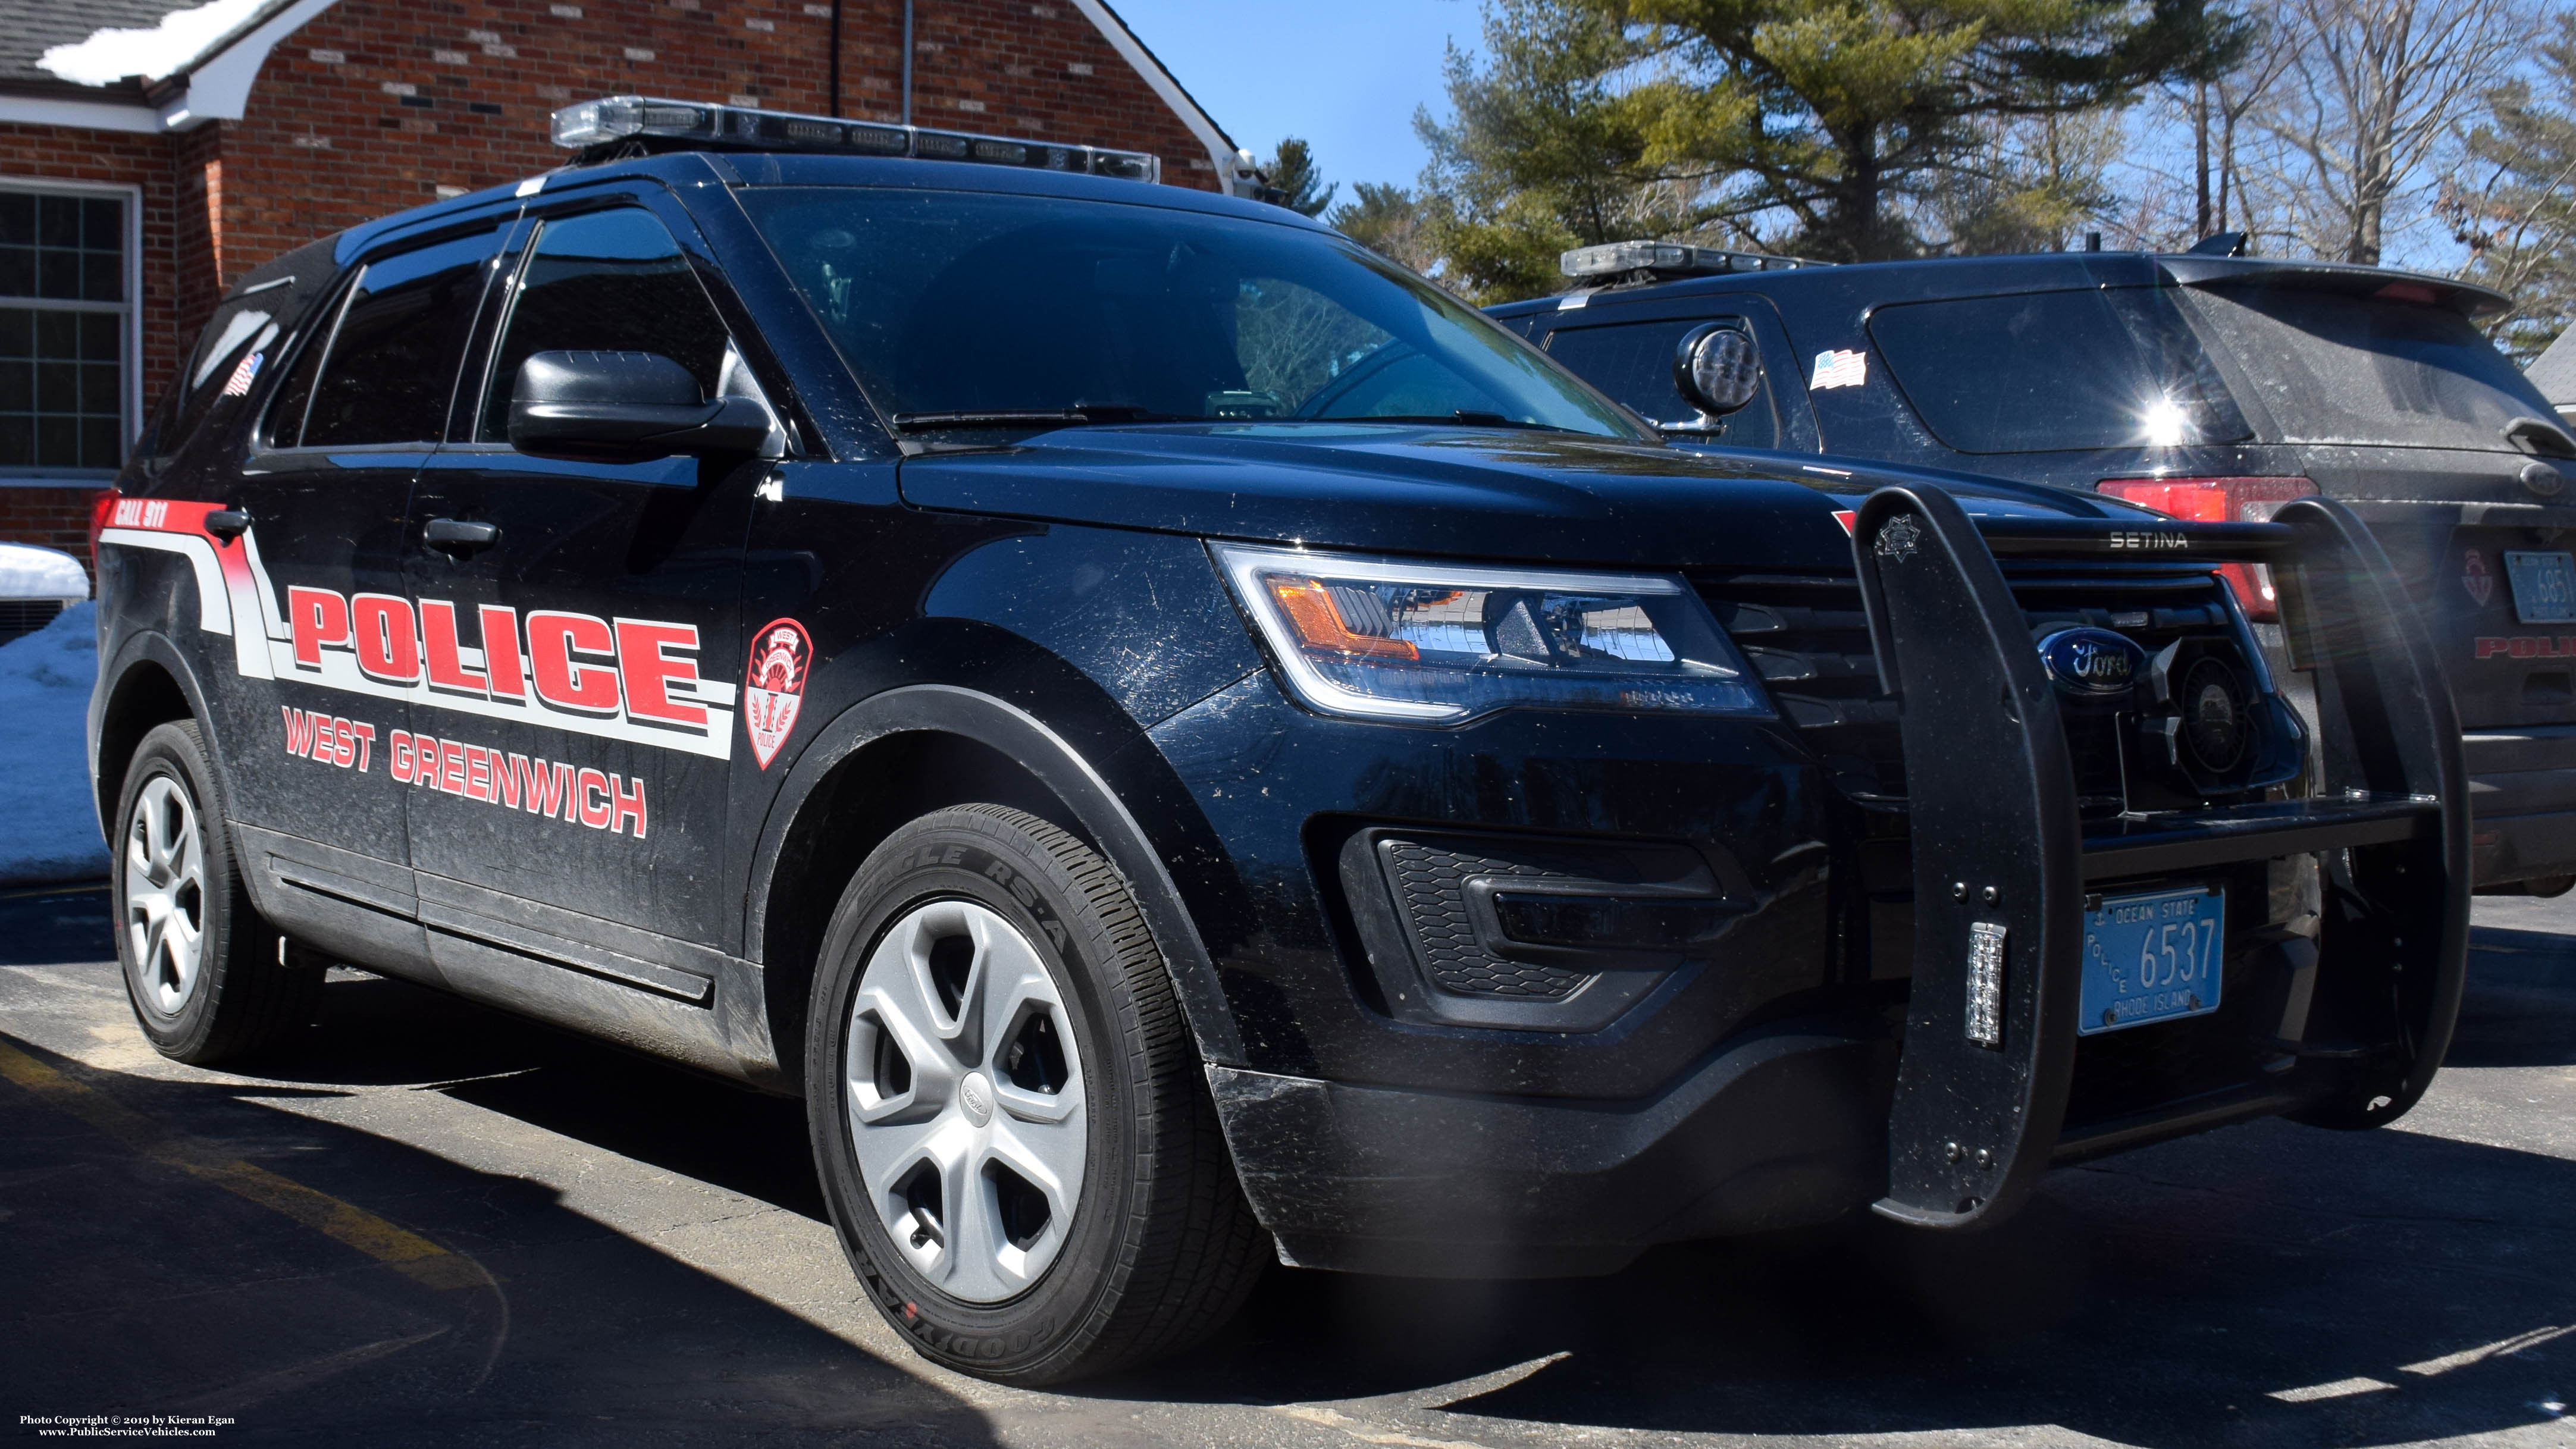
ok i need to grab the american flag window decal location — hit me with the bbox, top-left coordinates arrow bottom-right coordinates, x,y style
1811,348 -> 1867,390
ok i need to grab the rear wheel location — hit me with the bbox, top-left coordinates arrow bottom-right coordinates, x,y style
807,804 -> 1264,1384
114,720 -> 319,1064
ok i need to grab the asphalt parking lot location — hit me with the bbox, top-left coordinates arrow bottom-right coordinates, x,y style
2,885 -> 2571,1448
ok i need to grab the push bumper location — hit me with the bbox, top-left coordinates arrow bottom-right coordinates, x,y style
1210,1027 -> 1895,1277
2465,725 -> 2576,885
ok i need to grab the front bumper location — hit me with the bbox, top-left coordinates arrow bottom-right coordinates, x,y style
1211,1027 -> 1895,1277
2467,725 -> 2576,885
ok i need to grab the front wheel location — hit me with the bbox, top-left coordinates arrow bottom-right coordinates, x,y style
806,805 -> 1264,1384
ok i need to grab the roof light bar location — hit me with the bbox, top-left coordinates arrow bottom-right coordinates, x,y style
549,95 -> 1162,183
1560,240 -> 1823,281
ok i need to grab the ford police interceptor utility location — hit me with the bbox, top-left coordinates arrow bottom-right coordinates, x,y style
90,96 -> 2472,1385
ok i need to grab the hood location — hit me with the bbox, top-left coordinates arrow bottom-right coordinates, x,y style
895,424 -> 2152,571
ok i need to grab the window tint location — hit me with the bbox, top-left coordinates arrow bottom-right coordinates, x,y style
289,229 -> 500,447
156,292 -> 283,458
1867,288 -> 2248,454
2180,287 -> 2554,451
1546,319 -> 1778,448
478,208 -> 733,439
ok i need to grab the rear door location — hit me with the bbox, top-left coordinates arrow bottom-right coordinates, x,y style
399,195 -> 760,1002
216,220 -> 509,964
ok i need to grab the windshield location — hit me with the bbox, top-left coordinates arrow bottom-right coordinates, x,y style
2177,286 -> 2554,451
737,187 -> 1640,437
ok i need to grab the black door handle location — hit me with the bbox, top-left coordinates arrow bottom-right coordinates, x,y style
424,517 -> 500,556
204,509 -> 251,540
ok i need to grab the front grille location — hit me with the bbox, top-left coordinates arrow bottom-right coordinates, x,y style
1697,563 -> 2242,804
0,599 -> 65,645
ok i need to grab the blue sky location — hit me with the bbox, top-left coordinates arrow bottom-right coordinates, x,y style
1110,0 -> 1484,201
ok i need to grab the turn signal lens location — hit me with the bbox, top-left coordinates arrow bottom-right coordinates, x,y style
2096,476 -> 2316,622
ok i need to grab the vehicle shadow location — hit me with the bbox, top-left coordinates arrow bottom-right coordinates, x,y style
0,1024 -> 985,1445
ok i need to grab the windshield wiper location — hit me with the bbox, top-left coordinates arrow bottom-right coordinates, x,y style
888,404 -> 1205,432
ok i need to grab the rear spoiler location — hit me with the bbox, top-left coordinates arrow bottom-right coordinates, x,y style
2159,255 -> 2511,319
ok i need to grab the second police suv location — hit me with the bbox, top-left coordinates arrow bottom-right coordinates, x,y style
92,96 -> 2474,1384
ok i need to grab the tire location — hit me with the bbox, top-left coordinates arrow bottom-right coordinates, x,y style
113,720 -> 319,1064
806,804 -> 1264,1385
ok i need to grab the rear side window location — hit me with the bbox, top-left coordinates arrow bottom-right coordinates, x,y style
2180,287 -> 2553,451
268,227 -> 500,448
476,208 -> 733,439
1546,318 -> 1779,448
153,286 -> 289,458
1868,288 -> 2248,454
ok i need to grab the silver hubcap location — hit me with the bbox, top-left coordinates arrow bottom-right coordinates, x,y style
845,899 -> 1087,1304
124,774 -> 207,1017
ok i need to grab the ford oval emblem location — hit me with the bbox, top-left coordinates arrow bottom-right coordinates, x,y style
2038,628 -> 2144,697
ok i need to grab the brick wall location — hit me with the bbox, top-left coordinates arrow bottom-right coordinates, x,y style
206,0 -> 1221,309
0,487 -> 105,581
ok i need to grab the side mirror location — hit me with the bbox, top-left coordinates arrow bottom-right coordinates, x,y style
509,350 -> 779,463
1671,322 -> 1762,421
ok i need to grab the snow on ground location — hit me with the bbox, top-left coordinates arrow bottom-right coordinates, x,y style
0,603 -> 108,885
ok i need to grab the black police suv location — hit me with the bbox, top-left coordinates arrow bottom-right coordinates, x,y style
91,98 -> 2471,1385
1491,242 -> 2576,894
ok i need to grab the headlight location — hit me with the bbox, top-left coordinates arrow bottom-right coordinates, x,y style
1214,544 -> 1767,723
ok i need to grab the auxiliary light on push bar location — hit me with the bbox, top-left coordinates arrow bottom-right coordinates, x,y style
550,95 -> 1162,183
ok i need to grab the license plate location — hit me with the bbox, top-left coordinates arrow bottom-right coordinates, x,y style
2506,550 -> 2576,625
2079,886 -> 2224,1036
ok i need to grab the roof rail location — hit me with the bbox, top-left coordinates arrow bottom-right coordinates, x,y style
1560,240 -> 1826,284
549,95 -> 1162,183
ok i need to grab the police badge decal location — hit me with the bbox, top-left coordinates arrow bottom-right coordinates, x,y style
744,619 -> 813,769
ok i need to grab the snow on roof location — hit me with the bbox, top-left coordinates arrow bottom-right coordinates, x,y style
2530,328 -> 2576,412
0,543 -> 90,601
36,0 -> 269,86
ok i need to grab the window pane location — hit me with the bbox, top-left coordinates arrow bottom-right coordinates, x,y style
1867,288 -> 2249,453
478,208 -> 732,439
0,300 -> 121,472
302,228 -> 501,447
1545,319 -> 1778,447
0,193 -> 123,304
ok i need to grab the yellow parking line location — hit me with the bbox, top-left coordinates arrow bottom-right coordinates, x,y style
0,1034 -> 482,1292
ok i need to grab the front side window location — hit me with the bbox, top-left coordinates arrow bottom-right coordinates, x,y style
0,187 -> 129,476
268,227 -> 500,449
737,187 -> 1640,438
476,208 -> 736,440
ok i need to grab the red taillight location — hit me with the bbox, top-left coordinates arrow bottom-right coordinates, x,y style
89,488 -> 121,570
2096,476 -> 2317,622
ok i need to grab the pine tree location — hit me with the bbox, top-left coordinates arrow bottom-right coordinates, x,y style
1258,138 -> 1338,218
1416,0 -> 2247,291
2445,12 -> 2576,362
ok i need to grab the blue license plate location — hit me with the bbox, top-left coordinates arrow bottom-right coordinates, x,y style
2079,886 -> 2225,1036
2505,550 -> 2576,625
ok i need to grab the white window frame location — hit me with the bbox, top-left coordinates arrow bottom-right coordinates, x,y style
0,174 -> 146,489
